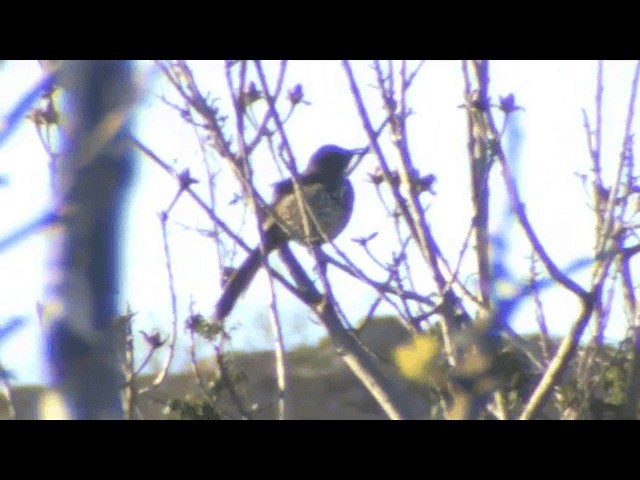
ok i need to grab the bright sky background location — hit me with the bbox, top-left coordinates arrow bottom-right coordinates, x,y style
1,60 -> 638,385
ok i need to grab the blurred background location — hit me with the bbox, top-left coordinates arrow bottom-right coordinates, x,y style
0,60 -> 638,419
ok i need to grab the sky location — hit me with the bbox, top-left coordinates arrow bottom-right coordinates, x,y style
0,60 -> 638,385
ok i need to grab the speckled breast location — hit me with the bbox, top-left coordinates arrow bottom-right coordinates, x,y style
269,180 -> 354,245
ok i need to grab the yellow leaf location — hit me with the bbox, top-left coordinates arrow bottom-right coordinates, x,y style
394,334 -> 441,382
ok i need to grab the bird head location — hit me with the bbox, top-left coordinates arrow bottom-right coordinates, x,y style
305,144 -> 366,179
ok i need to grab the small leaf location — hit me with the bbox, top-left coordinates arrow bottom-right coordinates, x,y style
394,334 -> 441,382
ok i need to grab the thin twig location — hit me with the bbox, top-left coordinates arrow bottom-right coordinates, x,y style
138,213 -> 180,393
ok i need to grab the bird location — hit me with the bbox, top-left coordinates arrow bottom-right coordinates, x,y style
215,144 -> 363,320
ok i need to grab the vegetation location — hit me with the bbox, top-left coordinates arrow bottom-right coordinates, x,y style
2,60 -> 640,419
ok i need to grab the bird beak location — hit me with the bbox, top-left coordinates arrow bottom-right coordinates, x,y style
345,147 -> 369,176
349,147 -> 369,157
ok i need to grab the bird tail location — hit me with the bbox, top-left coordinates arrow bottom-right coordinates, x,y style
215,247 -> 264,320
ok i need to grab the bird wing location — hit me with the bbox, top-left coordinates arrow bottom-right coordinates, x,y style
272,178 -> 294,201
272,173 -> 322,202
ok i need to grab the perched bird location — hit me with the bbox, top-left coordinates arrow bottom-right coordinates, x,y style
215,145 -> 363,320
